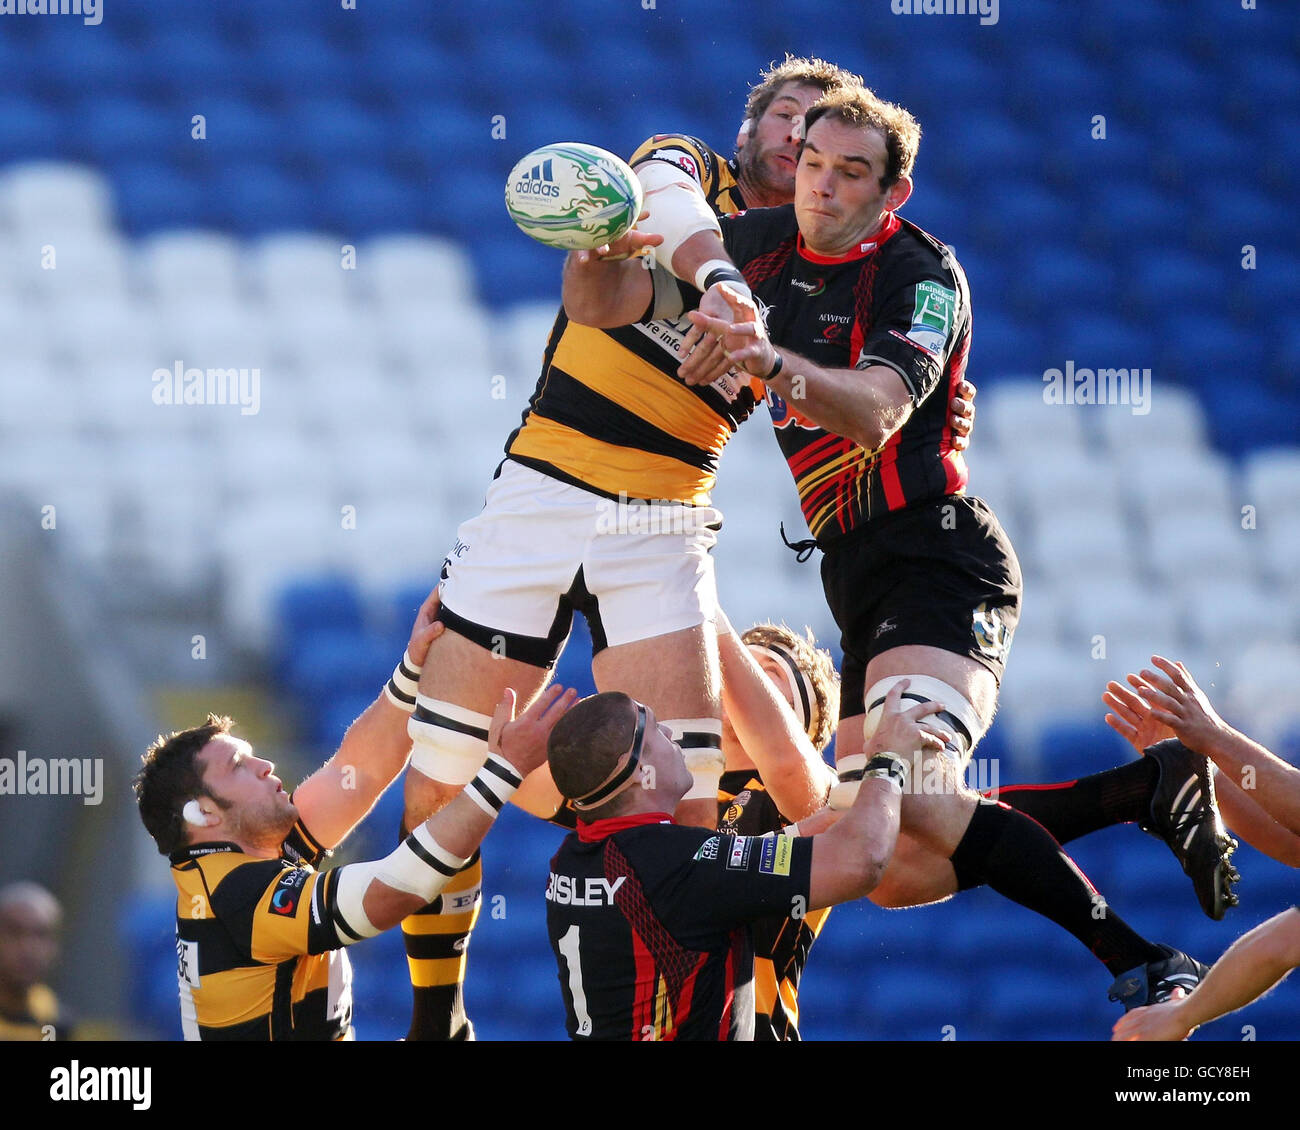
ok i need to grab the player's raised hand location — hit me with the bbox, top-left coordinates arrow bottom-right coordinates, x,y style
1134,657 -> 1228,754
679,283 -> 774,386
949,378 -> 976,451
572,209 -> 663,265
489,684 -> 579,777
406,586 -> 446,669
866,680 -> 948,758
1103,677 -> 1175,754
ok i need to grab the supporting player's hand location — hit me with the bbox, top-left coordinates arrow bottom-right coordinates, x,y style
571,210 -> 664,265
1103,677 -> 1175,754
406,587 -> 446,669
866,680 -> 949,759
1133,657 -> 1229,756
489,684 -> 580,778
1111,995 -> 1195,1042
679,283 -> 774,386
949,378 -> 976,451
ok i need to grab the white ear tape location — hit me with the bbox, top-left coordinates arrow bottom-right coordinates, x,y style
182,800 -> 216,828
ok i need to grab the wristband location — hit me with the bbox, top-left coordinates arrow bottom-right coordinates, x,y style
464,751 -> 523,817
828,754 -> 866,810
761,351 -> 784,382
694,258 -> 752,299
384,649 -> 422,713
863,752 -> 911,794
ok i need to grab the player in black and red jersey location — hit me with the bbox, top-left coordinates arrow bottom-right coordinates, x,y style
544,682 -> 937,1040
567,84 -> 1222,1010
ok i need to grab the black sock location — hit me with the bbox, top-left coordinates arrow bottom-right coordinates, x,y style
950,801 -> 1164,975
997,758 -> 1159,845
399,833 -> 482,1041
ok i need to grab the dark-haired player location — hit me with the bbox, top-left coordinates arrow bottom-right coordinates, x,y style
544,683 -> 936,1040
567,84 -> 1220,1009
132,591 -> 575,1040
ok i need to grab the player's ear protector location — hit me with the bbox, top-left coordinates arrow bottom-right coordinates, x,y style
182,799 -> 219,828
571,703 -> 648,811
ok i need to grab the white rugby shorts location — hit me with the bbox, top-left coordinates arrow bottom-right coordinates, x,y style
437,460 -> 723,666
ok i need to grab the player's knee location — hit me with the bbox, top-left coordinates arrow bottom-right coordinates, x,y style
863,674 -> 984,757
407,697 -> 492,796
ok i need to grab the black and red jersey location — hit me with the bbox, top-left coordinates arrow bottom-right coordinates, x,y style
546,812 -> 813,1041
714,205 -> 972,540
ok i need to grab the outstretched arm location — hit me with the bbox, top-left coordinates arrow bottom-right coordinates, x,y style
1113,908 -> 1300,1040
679,284 -> 914,452
1136,656 -> 1300,837
717,612 -> 833,822
561,216 -> 663,328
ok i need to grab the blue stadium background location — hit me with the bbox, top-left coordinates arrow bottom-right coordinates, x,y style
2,0 -> 1298,1041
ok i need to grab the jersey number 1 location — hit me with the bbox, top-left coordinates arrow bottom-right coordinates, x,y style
557,924 -> 593,1037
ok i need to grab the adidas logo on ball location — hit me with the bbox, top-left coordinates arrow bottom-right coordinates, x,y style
514,158 -> 559,197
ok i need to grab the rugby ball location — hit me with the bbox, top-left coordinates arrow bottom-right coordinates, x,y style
505,142 -> 643,251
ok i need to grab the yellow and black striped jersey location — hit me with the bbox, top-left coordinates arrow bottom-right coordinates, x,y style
505,134 -> 763,506
170,817 -> 355,1041
0,984 -> 72,1040
718,770 -> 831,1041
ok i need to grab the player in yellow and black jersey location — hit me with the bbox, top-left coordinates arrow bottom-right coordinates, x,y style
135,589 -> 577,1040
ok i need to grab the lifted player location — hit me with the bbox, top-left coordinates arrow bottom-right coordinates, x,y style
567,83 -> 1220,1010
394,56 -> 976,1040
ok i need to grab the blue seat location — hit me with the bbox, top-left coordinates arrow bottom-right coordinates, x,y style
74,95 -> 178,165
0,95 -> 67,163
280,98 -> 395,174
1006,249 -> 1118,322
361,36 -> 460,102
1156,314 -> 1257,392
969,310 -> 1045,382
249,31 -> 355,102
319,168 -> 426,238
1032,718 -> 1129,780
1201,382 -> 1296,456
210,161 -> 317,234
141,29 -> 258,103
109,161 -> 206,234
473,234 -> 562,307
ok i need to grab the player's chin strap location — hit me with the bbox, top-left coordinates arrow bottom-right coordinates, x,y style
829,675 -> 984,810
747,643 -> 820,743
570,704 -> 648,812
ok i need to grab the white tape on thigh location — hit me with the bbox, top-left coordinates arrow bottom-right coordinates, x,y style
669,718 -> 725,802
863,675 -> 983,757
407,697 -> 492,786
636,162 -> 722,273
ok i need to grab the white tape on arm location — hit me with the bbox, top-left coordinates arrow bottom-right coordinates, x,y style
636,161 -> 722,275
333,825 -> 470,942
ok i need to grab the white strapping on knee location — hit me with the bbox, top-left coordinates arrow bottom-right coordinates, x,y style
863,675 -> 983,753
407,697 -> 493,787
667,717 -> 724,802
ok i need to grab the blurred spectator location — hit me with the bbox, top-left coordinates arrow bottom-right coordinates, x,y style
0,881 -> 76,1040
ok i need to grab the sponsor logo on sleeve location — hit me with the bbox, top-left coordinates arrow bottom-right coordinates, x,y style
176,938 -> 200,988
726,835 -> 753,870
907,280 -> 956,357
650,148 -> 700,182
269,867 -> 309,916
758,835 -> 794,877
693,835 -> 721,861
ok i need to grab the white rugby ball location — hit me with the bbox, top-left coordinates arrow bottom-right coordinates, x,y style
505,142 -> 643,251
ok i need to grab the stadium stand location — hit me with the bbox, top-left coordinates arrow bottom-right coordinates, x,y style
1,0 -> 1296,1041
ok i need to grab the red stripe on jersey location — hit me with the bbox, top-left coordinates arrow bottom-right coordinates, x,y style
630,929 -> 656,1039
742,238 -> 797,288
940,332 -> 972,495
880,429 -> 906,510
667,952 -> 708,1041
788,431 -> 851,478
718,930 -> 743,1039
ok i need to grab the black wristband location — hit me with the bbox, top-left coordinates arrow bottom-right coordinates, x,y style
701,265 -> 747,292
762,351 -> 784,381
